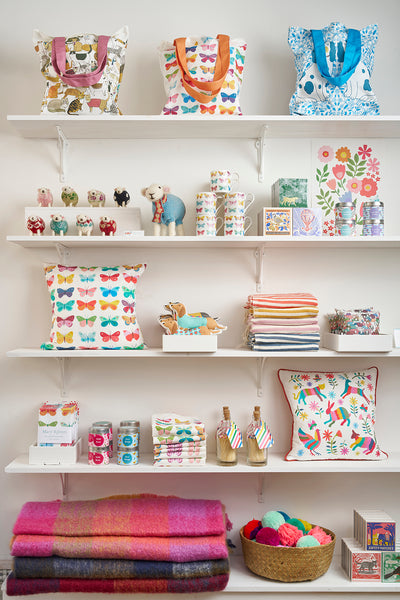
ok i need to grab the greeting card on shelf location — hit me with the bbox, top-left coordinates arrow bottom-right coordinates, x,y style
311,140 -> 383,236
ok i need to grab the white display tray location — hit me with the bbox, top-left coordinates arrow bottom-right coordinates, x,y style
29,438 -> 81,465
324,333 -> 393,352
162,334 -> 217,353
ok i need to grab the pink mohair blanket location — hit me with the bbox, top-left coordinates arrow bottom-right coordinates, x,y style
12,495 -> 225,538
11,532 -> 229,561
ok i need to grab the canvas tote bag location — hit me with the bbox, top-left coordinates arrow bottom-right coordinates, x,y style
159,34 -> 246,115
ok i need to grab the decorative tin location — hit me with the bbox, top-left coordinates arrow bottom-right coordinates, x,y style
92,420 -> 113,456
118,424 -> 140,448
258,208 -> 292,236
363,219 -> 384,237
335,219 -> 356,237
272,178 -> 308,207
117,447 -> 139,466
292,207 -> 322,236
88,445 -> 110,466
363,200 -> 384,221
334,201 -> 356,221
88,426 -> 110,448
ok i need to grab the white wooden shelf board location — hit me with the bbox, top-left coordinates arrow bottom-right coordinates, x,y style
7,235 -> 400,250
7,115 -> 400,139
2,556 -> 399,597
5,452 -> 400,474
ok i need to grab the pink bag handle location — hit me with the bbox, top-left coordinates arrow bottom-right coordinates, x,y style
51,35 -> 110,87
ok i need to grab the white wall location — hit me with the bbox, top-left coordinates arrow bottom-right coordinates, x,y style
0,0 -> 399,572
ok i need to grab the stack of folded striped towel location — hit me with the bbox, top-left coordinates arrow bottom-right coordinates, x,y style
7,494 -> 230,595
152,413 -> 207,466
244,293 -> 320,351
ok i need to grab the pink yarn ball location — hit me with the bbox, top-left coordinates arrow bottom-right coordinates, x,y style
278,522 -> 303,547
255,527 -> 281,546
308,526 -> 332,545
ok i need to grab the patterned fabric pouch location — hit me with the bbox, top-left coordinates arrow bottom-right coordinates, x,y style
288,22 -> 379,115
159,34 -> 246,116
33,26 -> 128,115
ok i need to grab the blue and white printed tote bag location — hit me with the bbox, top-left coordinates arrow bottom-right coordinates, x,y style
288,22 -> 380,115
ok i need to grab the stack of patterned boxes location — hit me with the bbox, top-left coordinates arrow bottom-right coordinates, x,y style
152,413 -> 207,466
244,293 -> 320,351
342,509 -> 399,582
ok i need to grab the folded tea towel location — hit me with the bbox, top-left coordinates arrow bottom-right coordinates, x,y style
6,572 -> 229,595
154,457 -> 206,466
152,413 -> 205,436
153,441 -> 206,452
248,307 -> 319,319
12,495 -> 225,538
154,448 -> 207,459
152,433 -> 207,445
248,323 -> 320,334
247,293 -> 319,308
11,532 -> 229,561
12,556 -> 229,580
249,333 -> 320,344
247,317 -> 318,326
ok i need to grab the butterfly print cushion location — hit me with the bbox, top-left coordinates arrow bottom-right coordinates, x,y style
44,264 -> 146,350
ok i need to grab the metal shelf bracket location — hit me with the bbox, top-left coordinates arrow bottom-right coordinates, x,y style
256,356 -> 267,397
255,246 -> 265,292
255,125 -> 268,182
59,473 -> 69,500
56,125 -> 69,183
57,357 -> 70,398
56,242 -> 71,264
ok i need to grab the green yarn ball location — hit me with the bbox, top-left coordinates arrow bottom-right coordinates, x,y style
287,518 -> 306,534
261,510 -> 285,530
298,519 -> 313,533
296,535 -> 320,547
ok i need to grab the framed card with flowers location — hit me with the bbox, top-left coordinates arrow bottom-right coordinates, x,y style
312,141 -> 382,236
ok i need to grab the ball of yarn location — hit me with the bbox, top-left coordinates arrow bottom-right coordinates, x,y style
278,522 -> 303,547
296,535 -> 320,548
287,518 -> 306,534
255,527 -> 281,546
308,526 -> 332,545
243,519 -> 262,540
261,510 -> 285,530
298,518 -> 312,533
277,510 -> 291,522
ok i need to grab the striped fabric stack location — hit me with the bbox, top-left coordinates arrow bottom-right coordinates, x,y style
245,293 -> 320,351
7,495 -> 230,595
152,413 -> 207,466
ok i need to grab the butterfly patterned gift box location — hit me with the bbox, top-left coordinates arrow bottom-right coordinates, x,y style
37,400 -> 79,446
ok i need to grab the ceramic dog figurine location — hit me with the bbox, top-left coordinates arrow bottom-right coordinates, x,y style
50,214 -> 68,236
164,301 -> 227,334
141,184 -> 186,236
158,314 -> 212,335
76,214 -> 94,236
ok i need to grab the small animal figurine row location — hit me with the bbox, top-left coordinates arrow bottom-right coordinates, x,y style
36,187 -> 130,207
141,184 -> 185,236
159,301 -> 227,336
26,215 -> 117,236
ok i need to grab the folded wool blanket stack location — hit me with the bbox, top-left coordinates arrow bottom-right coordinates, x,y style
245,293 -> 320,351
8,494 -> 229,596
152,413 -> 207,466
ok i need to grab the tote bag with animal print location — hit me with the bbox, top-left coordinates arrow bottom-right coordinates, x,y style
33,26 -> 128,115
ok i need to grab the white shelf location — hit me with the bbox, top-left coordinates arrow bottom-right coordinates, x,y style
7,114 -> 400,139
6,452 -> 400,474
2,556 -> 399,597
6,347 -> 400,358
7,235 -> 400,249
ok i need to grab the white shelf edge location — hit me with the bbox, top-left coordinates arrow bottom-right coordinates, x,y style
2,556 -> 399,597
5,452 -> 400,474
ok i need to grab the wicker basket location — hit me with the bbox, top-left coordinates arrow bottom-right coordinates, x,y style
240,525 -> 336,582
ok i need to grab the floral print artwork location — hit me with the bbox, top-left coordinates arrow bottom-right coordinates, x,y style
278,367 -> 387,461
313,142 -> 381,235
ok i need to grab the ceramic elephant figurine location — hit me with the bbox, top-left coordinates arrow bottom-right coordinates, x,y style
141,184 -> 186,236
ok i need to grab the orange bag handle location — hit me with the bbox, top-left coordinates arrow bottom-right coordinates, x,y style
173,35 -> 230,103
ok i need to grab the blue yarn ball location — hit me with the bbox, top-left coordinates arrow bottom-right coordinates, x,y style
261,510 -> 285,530
296,535 -> 320,547
277,510 -> 291,522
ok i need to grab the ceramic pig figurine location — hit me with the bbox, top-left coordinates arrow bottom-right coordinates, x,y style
27,215 -> 45,236
37,187 -> 53,207
113,187 -> 130,206
61,186 -> 79,206
99,216 -> 117,236
88,189 -> 106,207
50,214 -> 68,236
76,214 -> 94,236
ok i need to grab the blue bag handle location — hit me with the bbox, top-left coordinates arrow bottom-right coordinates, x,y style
311,28 -> 361,86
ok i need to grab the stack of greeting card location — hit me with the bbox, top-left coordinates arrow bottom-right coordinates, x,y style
342,509 -> 398,582
152,413 -> 207,466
